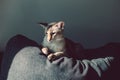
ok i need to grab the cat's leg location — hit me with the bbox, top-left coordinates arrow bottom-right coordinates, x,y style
47,52 -> 64,61
41,47 -> 49,55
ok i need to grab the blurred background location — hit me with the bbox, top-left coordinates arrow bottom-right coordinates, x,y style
0,0 -> 120,51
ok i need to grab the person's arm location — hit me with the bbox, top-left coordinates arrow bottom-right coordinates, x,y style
51,56 -> 114,80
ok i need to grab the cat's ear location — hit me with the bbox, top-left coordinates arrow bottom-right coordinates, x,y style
38,22 -> 48,28
56,21 -> 65,30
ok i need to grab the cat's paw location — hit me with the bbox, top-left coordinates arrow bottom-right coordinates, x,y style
41,47 -> 49,55
47,54 -> 56,61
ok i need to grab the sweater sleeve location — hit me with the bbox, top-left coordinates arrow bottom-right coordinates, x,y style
50,56 -> 114,80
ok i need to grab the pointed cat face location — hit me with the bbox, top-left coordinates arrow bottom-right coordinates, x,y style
39,21 -> 65,42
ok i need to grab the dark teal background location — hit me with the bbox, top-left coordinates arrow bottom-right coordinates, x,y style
0,0 -> 120,50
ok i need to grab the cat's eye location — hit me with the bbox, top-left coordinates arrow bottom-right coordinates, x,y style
52,32 -> 56,34
55,25 -> 58,27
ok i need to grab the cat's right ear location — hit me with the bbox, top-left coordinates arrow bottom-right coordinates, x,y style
38,22 -> 48,28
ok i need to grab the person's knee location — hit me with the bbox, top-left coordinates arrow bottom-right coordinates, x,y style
14,47 -> 42,62
9,46 -> 46,69
7,47 -> 46,80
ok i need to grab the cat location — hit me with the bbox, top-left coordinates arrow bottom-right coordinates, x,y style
38,21 -> 84,61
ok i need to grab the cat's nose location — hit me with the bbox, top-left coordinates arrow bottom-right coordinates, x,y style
47,35 -> 52,42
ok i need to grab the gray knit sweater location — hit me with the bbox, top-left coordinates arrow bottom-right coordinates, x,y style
7,47 -> 114,80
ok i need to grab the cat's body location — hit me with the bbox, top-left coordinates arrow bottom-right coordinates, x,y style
42,35 -> 66,53
39,21 -> 84,61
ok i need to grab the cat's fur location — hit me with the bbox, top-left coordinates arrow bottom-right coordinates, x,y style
39,21 -> 84,61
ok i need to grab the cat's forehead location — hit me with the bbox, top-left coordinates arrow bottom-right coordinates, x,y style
47,26 -> 59,32
47,22 -> 59,31
45,22 -> 56,30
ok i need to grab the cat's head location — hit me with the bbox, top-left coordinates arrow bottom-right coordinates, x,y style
38,21 -> 65,42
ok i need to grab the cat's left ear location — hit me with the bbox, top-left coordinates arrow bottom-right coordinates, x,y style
57,21 -> 65,30
38,22 -> 48,28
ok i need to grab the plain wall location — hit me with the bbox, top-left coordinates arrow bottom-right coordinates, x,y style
0,0 -> 120,50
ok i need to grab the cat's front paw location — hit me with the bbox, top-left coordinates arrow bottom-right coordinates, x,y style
41,47 -> 49,55
47,54 -> 56,61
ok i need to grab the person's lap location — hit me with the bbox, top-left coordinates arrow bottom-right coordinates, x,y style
0,34 -> 119,80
